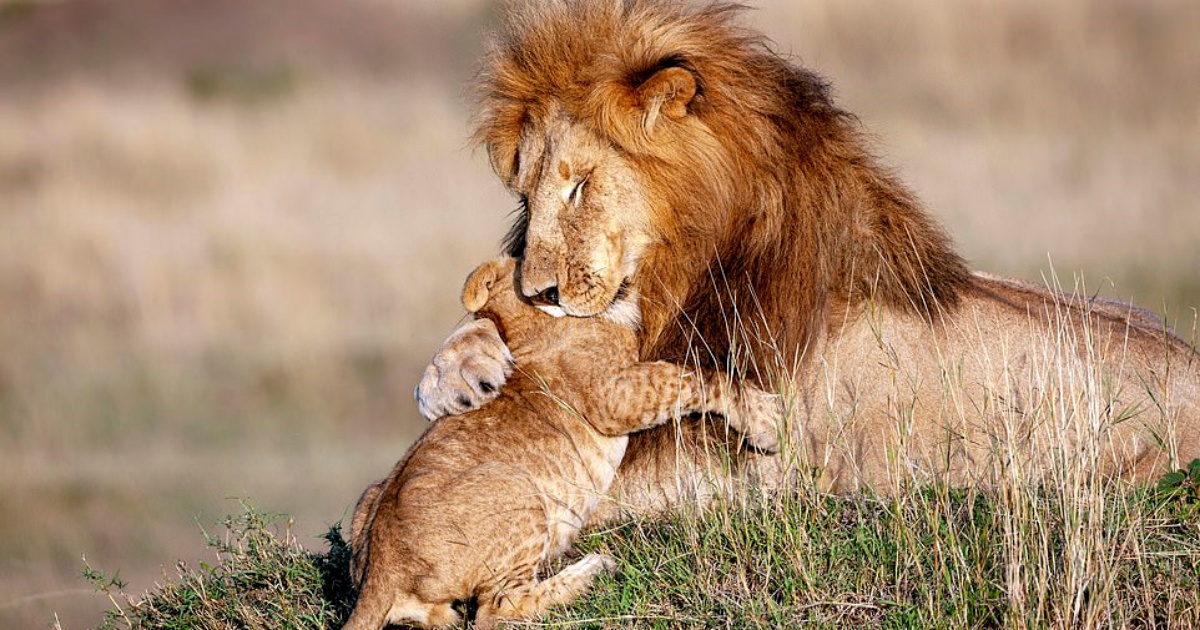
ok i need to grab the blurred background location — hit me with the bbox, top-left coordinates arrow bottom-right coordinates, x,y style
1,0 -> 1196,627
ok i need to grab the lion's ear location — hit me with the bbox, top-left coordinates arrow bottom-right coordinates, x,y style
636,66 -> 697,131
462,258 -> 507,313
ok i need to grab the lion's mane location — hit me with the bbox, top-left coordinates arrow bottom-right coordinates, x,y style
475,0 -> 972,377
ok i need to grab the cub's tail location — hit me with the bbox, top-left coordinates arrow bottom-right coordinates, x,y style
348,481 -> 384,588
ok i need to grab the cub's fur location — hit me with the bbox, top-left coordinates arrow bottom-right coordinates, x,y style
344,257 -> 777,629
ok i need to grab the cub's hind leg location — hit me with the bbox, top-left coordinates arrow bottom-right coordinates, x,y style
473,554 -> 616,629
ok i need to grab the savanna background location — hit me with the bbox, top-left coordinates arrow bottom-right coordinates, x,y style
1,0 -> 1197,627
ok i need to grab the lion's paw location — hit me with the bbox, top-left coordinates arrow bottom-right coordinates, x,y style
415,318 -> 513,421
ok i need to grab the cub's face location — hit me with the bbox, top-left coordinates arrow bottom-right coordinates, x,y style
492,105 -> 655,320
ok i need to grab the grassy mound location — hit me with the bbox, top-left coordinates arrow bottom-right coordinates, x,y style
560,483 -> 1200,628
90,467 -> 1200,629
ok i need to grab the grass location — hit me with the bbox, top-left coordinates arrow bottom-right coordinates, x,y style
88,468 -> 1200,629
565,485 -> 1200,629
87,504 -> 355,630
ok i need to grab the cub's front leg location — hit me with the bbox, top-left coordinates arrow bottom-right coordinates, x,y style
584,363 -> 781,454
415,318 -> 513,421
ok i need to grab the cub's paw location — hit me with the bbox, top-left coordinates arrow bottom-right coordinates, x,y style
561,553 -> 618,583
583,553 -> 618,575
730,386 -> 784,454
415,318 -> 513,421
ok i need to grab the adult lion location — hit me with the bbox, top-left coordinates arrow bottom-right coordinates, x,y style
416,0 -> 1200,512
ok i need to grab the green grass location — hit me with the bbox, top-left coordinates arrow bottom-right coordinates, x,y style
90,468 -> 1200,630
87,504 -> 355,630
563,487 -> 1200,629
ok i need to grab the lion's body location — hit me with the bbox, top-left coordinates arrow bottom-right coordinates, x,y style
803,275 -> 1199,491
608,274 -> 1200,513
470,0 -> 1200,516
346,258 -> 776,629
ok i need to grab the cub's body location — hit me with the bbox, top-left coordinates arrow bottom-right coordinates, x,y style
344,258 -> 775,629
348,368 -> 624,629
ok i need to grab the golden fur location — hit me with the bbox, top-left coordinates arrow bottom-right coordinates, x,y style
345,257 -> 779,629
464,0 -> 1200,508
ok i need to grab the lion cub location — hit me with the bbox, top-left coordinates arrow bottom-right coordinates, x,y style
344,257 -> 778,629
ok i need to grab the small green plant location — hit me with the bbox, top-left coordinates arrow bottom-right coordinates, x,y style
1155,458 -> 1200,504
83,561 -> 134,630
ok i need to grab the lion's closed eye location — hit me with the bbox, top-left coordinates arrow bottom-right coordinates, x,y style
567,173 -> 590,205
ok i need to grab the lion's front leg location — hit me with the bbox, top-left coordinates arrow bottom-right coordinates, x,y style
414,318 -> 513,421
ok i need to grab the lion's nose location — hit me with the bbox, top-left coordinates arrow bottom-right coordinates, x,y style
531,286 -> 560,307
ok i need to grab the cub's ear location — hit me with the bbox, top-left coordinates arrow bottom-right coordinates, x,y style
636,65 -> 697,131
461,257 -> 512,313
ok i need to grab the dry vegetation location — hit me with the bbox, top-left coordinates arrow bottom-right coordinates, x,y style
1,0 -> 1197,628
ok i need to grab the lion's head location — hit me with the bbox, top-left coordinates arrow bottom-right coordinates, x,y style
474,2 -> 742,324
474,0 -> 970,371
482,103 -> 656,320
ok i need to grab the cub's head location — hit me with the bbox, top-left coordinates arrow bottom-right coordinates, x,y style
461,257 -> 535,339
474,2 -> 746,321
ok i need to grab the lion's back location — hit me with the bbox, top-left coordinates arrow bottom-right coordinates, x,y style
798,273 -> 1200,491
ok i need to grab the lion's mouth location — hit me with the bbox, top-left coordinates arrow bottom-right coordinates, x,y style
536,279 -> 635,325
534,304 -> 568,318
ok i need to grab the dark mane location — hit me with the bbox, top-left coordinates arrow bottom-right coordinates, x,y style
502,200 -> 529,259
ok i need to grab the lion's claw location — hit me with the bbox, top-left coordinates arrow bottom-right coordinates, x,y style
415,318 -> 513,421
